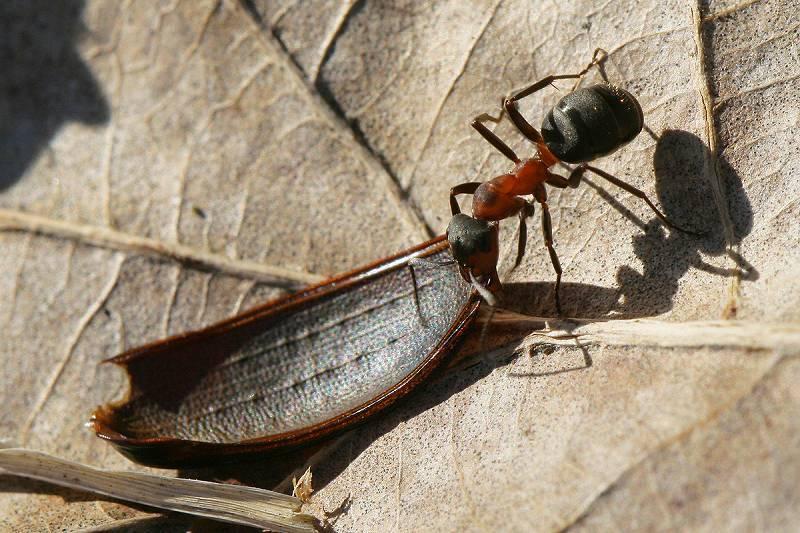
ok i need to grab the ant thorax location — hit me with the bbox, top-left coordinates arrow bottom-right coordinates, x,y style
511,158 -> 551,192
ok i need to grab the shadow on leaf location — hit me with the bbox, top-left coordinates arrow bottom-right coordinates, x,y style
0,0 -> 109,190
610,129 -> 756,316
176,131 -> 758,520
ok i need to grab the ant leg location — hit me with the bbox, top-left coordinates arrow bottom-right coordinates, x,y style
470,119 -> 520,163
503,100 -> 547,148
504,50 -> 608,152
545,165 -> 586,189
407,254 -> 459,324
512,201 -> 536,270
542,204 -> 563,315
534,187 -> 563,315
571,48 -> 608,90
583,164 -> 702,236
567,164 -> 587,188
450,182 -> 481,215
510,48 -> 608,102
473,96 -> 507,125
407,261 -> 425,325
471,50 -> 608,129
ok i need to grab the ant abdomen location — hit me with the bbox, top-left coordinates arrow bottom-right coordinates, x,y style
541,84 -> 644,163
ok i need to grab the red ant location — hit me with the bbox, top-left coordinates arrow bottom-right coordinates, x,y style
447,49 -> 699,313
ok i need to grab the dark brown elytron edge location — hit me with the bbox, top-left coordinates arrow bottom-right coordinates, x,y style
93,236 -> 480,468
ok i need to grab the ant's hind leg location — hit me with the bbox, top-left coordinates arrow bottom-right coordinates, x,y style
509,49 -> 608,103
546,165 -> 587,189
541,203 -> 564,315
471,50 -> 607,130
470,119 -> 520,163
504,50 -> 609,154
584,164 -> 702,236
450,182 -> 481,215
571,48 -> 608,90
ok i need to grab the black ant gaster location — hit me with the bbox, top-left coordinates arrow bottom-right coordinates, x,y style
447,49 -> 699,313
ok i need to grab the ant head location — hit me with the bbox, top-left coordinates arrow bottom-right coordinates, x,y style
446,214 -> 501,303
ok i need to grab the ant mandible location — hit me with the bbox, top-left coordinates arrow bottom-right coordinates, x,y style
447,49 -> 698,313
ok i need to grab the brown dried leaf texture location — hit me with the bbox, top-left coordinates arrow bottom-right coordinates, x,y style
0,0 -> 798,531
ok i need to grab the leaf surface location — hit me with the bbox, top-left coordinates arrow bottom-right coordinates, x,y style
1,0 -> 798,530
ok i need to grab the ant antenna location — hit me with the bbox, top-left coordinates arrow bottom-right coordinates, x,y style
476,48 -> 611,128
468,271 -> 498,307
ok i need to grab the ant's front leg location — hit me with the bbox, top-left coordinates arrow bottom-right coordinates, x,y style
450,182 -> 481,215
533,185 -> 564,315
512,201 -> 536,271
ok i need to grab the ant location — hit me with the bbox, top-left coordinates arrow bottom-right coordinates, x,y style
447,49 -> 699,313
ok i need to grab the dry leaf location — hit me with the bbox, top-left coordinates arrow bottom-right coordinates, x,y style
1,0 -> 798,531
293,467 -> 314,503
0,447 -> 315,532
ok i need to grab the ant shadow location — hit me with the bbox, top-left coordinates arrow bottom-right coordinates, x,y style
499,129 -> 756,319
0,0 -> 108,190
609,129 -> 755,316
